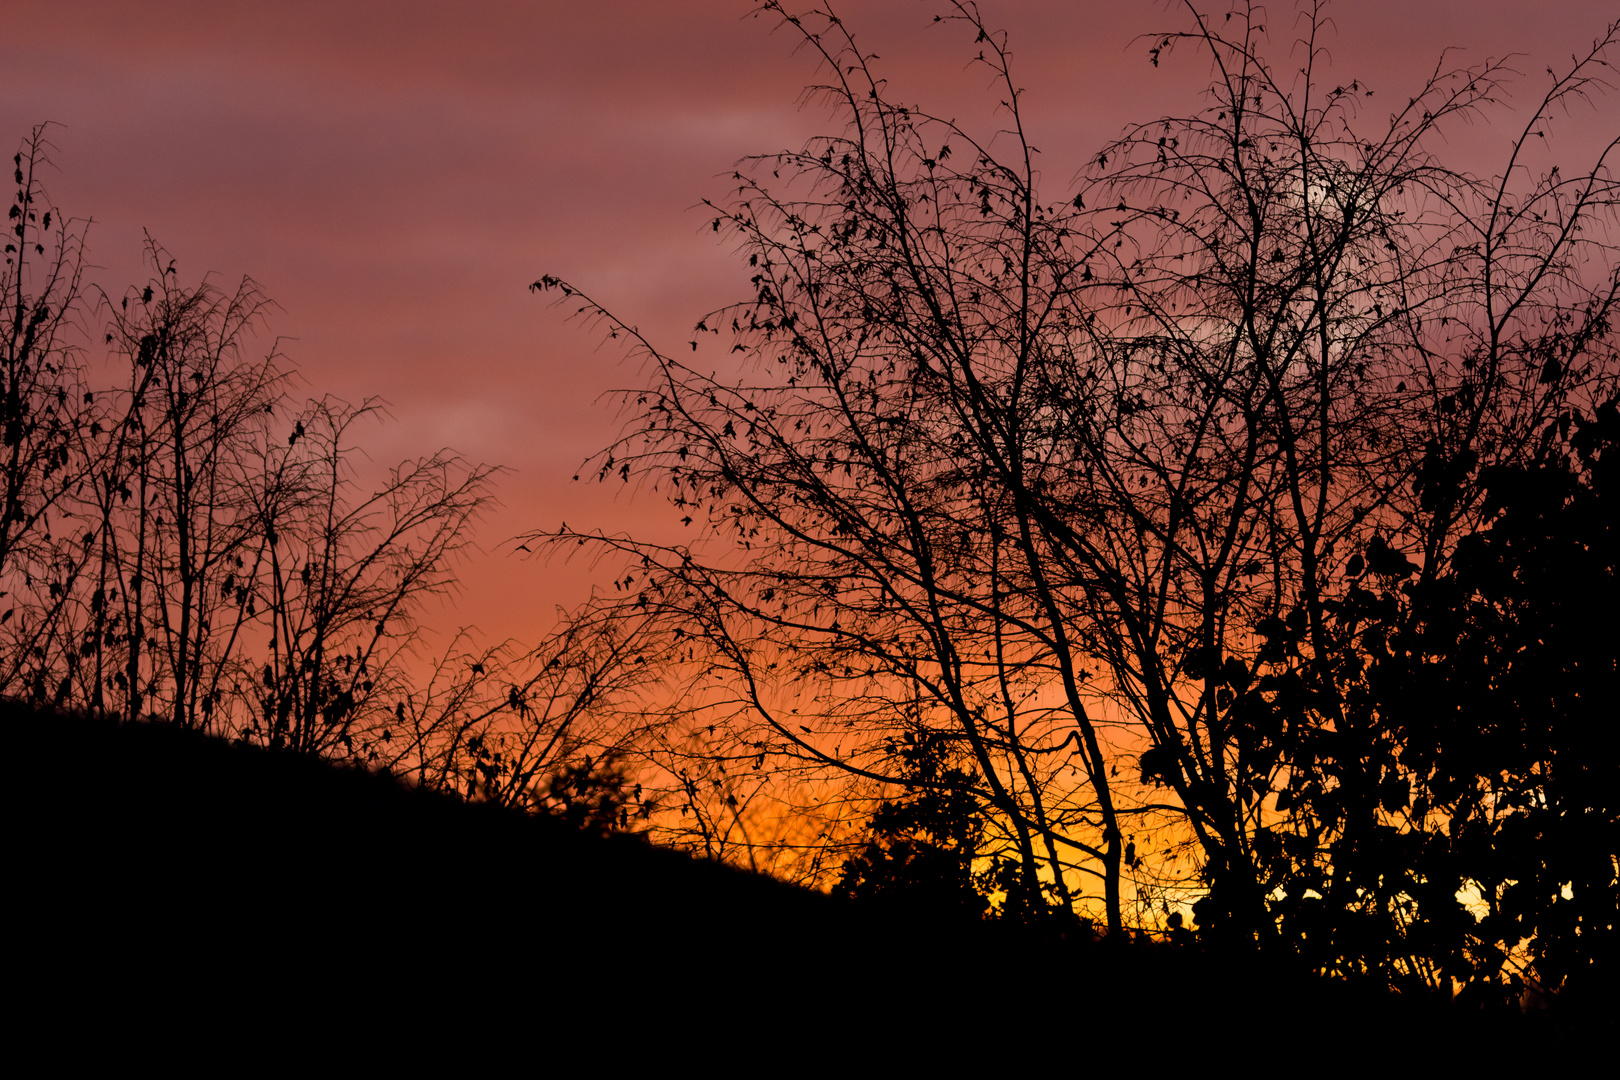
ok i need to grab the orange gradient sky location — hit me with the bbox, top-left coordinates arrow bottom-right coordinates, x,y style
3,0 -> 1613,651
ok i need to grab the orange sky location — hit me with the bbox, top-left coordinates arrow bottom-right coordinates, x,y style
3,0 -> 1614,652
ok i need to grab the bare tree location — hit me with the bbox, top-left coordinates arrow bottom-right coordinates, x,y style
0,227 -> 534,780
383,603 -> 674,824
536,0 -> 1131,929
245,397 -> 500,757
537,0 -> 1619,964
0,130 -> 667,876
0,126 -> 96,700
88,240 -> 287,728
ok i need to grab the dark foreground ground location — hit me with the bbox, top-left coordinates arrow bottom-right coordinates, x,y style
5,701 -> 1594,1066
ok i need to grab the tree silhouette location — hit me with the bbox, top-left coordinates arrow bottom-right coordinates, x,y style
832,730 -> 994,921
1056,6 -> 1620,980
91,238 -> 287,728
81,251 -> 508,771
244,395 -> 497,757
1337,403 -> 1618,1008
391,600 -> 676,823
537,0 -> 1619,996
0,146 -> 655,814
0,125 -> 94,697
536,0 -> 1130,931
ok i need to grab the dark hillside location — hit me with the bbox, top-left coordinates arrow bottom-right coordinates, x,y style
4,700 -> 1571,1063
8,701 -> 859,983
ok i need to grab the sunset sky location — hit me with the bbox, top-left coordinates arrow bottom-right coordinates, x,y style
3,0 -> 1613,652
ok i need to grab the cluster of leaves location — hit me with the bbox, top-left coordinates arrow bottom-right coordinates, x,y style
1330,404 -> 1611,1006
833,730 -> 995,920
834,728 -> 1082,928
1186,404 -> 1617,1011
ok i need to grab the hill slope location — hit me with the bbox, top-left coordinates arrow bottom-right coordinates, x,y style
6,701 -> 1573,1064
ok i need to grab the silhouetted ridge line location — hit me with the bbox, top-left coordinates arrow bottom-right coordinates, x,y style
6,699 -> 1581,1061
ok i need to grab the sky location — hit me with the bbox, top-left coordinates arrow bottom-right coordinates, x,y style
3,0 -> 1614,652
